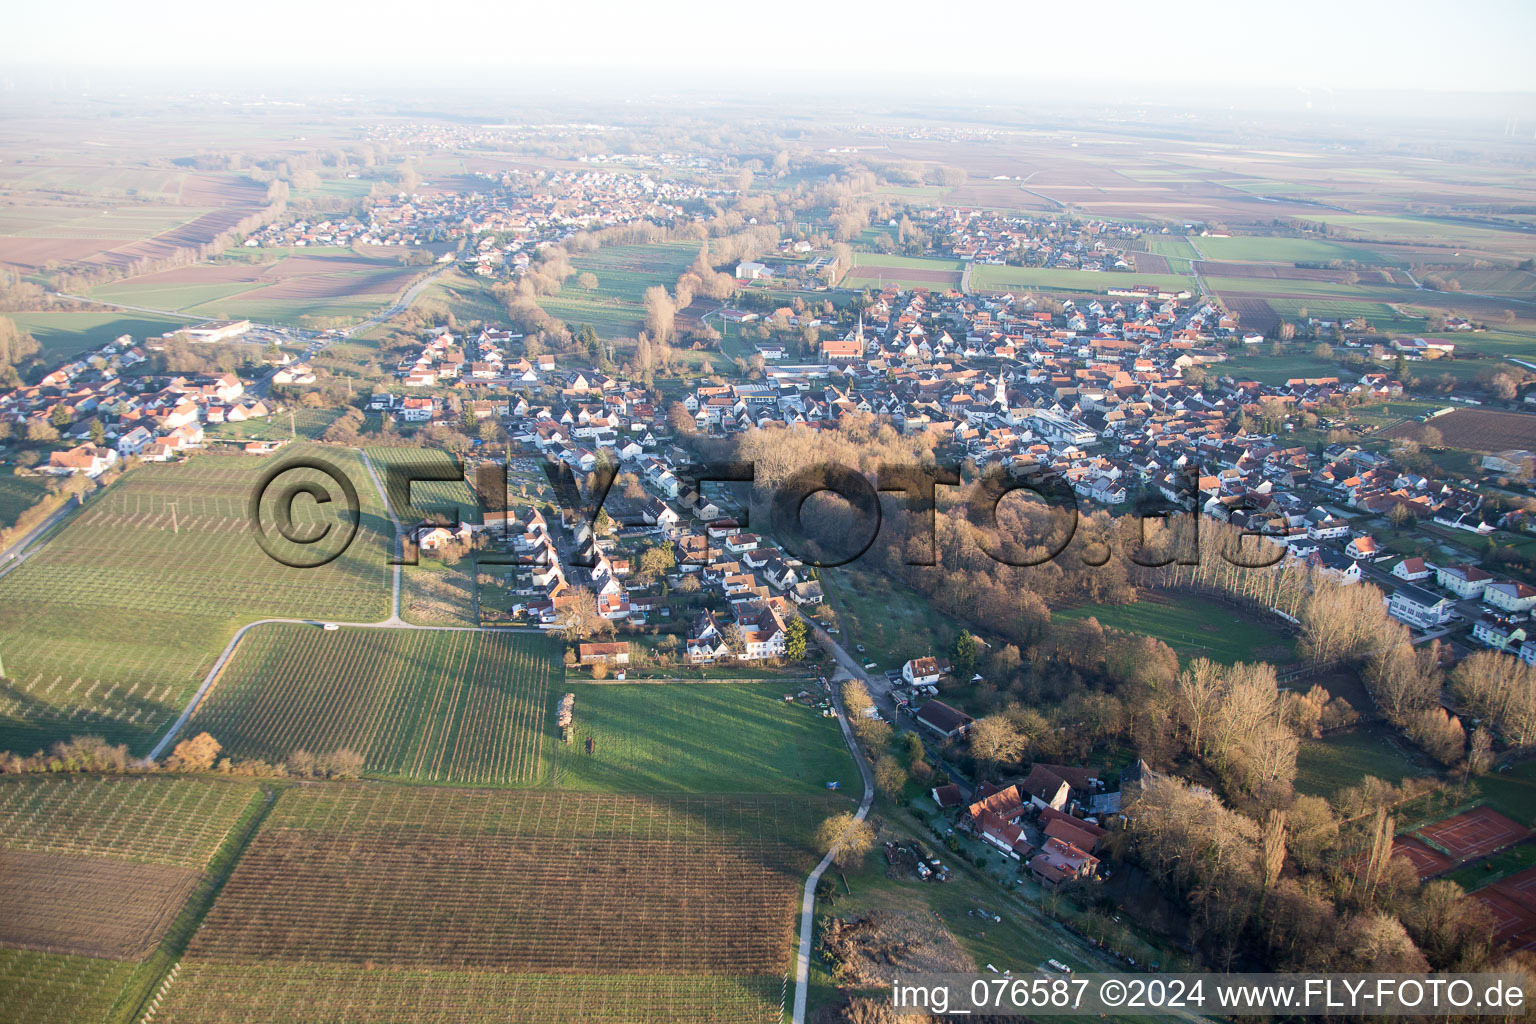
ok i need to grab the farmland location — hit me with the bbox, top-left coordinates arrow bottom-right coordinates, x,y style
84,247 -> 420,327
554,682 -> 857,794
0,449 -> 392,755
841,254 -> 964,290
1382,408 -> 1536,451
0,776 -> 262,1024
364,444 -> 483,525
1190,235 -> 1389,265
190,625 -> 560,785
152,784 -> 842,1024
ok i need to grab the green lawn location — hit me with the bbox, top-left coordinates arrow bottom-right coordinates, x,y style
1447,841 -> 1536,892
553,682 -> 856,794
1055,593 -> 1296,665
1295,725 -> 1422,797
1473,759 -> 1536,828
1222,348 -> 1344,385
0,466 -> 50,532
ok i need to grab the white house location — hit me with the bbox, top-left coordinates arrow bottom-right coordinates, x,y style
1438,564 -> 1492,600
902,657 -> 943,688
1391,557 -> 1434,582
1387,584 -> 1452,631
1484,581 -> 1536,615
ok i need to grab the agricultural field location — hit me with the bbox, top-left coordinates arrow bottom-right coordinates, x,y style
1054,593 -> 1297,665
1190,235 -> 1389,265
190,624 -> 559,785
0,171 -> 272,273
85,247 -> 420,327
554,682 -> 856,794
0,775 -> 262,1024
153,784 -> 842,1024
1,311 -> 190,364
199,405 -> 346,442
0,448 -> 392,755
1139,235 -> 1201,261
841,253 -> 964,290
969,265 -> 1193,296
364,444 -> 483,525
1382,407 -> 1536,451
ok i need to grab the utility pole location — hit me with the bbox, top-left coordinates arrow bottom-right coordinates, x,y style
169,503 -> 178,535
289,410 -> 296,440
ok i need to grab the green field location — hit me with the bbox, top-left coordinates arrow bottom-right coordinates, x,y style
3,310 -> 190,363
190,624 -> 560,785
554,682 -> 857,794
1140,236 -> 1201,260
0,466 -> 50,532
1222,348 -> 1344,385
0,448 -> 392,755
200,406 -> 346,442
970,265 -> 1195,295
536,241 -> 702,344
1055,593 -> 1296,665
1295,725 -> 1422,797
1192,236 -> 1388,265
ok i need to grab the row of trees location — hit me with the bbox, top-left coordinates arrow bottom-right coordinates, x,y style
0,732 -> 364,780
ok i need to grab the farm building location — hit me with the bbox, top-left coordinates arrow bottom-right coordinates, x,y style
578,642 -> 630,666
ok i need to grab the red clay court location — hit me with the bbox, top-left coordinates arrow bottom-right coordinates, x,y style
1392,837 -> 1451,879
1475,866 -> 1536,954
1416,807 -> 1529,862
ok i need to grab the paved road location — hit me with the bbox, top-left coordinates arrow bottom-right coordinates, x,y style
0,492 -> 86,580
791,620 -> 875,1024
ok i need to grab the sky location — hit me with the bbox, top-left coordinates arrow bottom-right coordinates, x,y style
4,0 -> 1535,95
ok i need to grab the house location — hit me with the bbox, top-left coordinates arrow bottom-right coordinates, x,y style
1040,807 -> 1107,853
1388,584 -> 1453,630
45,444 -> 118,477
578,641 -> 630,665
1345,535 -> 1378,560
1020,763 -> 1072,812
1473,617 -> 1527,652
408,520 -> 474,553
914,700 -> 974,740
735,261 -> 771,280
1391,557 -> 1433,582
733,601 -> 787,660
1438,564 -> 1492,599
1028,836 -> 1100,889
902,656 -> 943,688
1484,581 -> 1536,616
687,612 -> 731,664
790,580 -> 824,606
1304,507 -> 1350,540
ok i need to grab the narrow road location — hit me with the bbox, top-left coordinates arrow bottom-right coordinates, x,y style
791,622 -> 875,1024
0,491 -> 87,580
